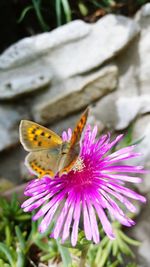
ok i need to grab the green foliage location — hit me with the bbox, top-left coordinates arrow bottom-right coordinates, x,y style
87,222 -> 139,267
55,0 -> 72,26
0,194 -> 71,266
0,195 -> 140,266
112,124 -> 145,153
17,0 -> 149,33
18,0 -> 72,31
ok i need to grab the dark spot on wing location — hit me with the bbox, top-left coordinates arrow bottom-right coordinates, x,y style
62,152 -> 67,155
31,129 -> 36,134
33,135 -> 38,141
41,132 -> 45,136
38,141 -> 42,146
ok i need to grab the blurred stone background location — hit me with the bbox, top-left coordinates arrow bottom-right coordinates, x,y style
0,3 -> 150,266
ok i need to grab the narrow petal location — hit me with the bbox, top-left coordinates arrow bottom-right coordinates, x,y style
71,194 -> 81,246
86,195 -> 100,243
82,197 -> 92,241
108,183 -> 146,202
53,193 -> 74,239
101,173 -> 142,183
39,200 -> 61,233
93,200 -> 115,239
33,190 -> 66,221
21,190 -> 49,209
62,200 -> 75,242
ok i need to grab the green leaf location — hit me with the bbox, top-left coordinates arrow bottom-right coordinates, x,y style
95,246 -> 103,265
32,0 -> 50,31
130,136 -> 145,146
15,214 -> 31,221
78,2 -> 89,16
56,0 -> 62,26
15,226 -> 26,252
108,260 -> 119,267
17,6 -> 34,23
40,251 -> 56,262
56,239 -> 72,267
16,248 -> 26,267
0,259 -> 5,267
34,239 -> 50,252
5,225 -> 12,247
112,240 -> 118,257
117,235 -> 134,257
61,0 -> 72,23
0,243 -> 15,267
98,241 -> 112,267
118,230 -> 140,246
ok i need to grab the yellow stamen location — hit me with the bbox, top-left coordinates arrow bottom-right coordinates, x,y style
72,157 -> 85,173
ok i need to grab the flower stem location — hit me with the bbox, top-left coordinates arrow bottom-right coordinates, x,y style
79,245 -> 89,267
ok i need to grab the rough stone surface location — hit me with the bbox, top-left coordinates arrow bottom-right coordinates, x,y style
131,115 -> 150,193
32,65 -> 118,124
50,109 -> 105,137
115,95 -> 150,130
0,20 -> 90,69
92,3 -> 150,131
0,104 -> 30,151
0,15 -> 139,81
135,3 -> 150,95
0,59 -> 52,99
0,146 -> 26,184
90,93 -> 118,130
126,193 -> 150,267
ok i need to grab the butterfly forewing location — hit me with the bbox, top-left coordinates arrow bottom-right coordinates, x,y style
59,108 -> 89,175
25,150 -> 61,178
70,108 -> 89,148
20,120 -> 62,152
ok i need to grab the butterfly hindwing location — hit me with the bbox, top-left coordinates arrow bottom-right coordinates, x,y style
19,120 -> 62,152
25,150 -> 61,178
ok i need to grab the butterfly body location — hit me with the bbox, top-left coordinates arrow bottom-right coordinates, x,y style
19,108 -> 89,178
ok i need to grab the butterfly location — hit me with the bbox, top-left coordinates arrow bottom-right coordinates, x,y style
19,108 -> 89,178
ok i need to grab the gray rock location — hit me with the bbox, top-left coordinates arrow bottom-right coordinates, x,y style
0,59 -> 52,100
0,104 -> 30,151
126,192 -> 150,267
91,93 -> 118,130
115,95 -> 150,130
50,109 -> 105,137
0,20 -> 90,69
91,4 -> 150,131
32,65 -> 118,124
131,115 -> 150,193
115,3 -> 150,97
91,94 -> 150,131
0,145 -> 26,184
134,4 -> 150,95
0,15 -> 139,80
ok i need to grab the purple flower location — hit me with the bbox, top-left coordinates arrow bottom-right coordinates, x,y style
21,126 -> 146,246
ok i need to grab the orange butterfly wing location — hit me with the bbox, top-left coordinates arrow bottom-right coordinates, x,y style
59,108 -> 89,175
70,108 -> 89,148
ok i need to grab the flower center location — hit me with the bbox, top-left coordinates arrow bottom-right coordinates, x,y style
72,157 -> 85,173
